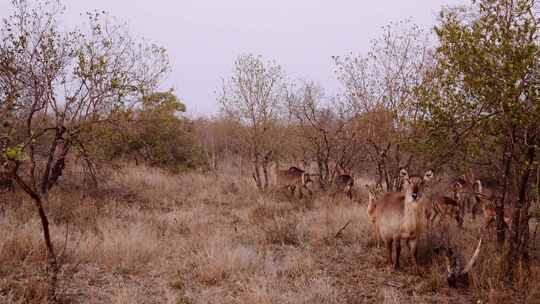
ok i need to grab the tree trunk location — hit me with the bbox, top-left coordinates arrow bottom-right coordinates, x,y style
498,148 -> 512,249
505,146 -> 535,281
252,155 -> 263,191
12,173 -> 58,299
262,161 -> 269,192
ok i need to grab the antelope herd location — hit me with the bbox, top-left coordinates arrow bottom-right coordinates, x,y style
267,163 -> 527,288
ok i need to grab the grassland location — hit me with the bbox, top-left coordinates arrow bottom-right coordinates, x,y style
0,164 -> 539,303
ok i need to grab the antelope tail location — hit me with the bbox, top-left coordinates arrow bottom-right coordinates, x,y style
461,238 -> 482,275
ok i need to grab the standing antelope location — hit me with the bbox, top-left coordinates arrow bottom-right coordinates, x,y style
366,184 -> 383,247
451,172 -> 477,218
478,199 -> 513,230
273,166 -> 313,199
332,174 -> 355,200
374,173 -> 427,270
426,195 -> 464,228
472,179 -> 515,229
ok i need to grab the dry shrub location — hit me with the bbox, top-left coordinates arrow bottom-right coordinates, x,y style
281,277 -> 338,304
77,220 -> 162,274
297,197 -> 367,246
110,283 -> 143,304
0,219 -> 48,267
248,196 -> 293,225
0,277 -> 49,304
278,248 -> 315,279
378,287 -> 403,304
262,215 -> 304,246
237,281 -> 273,304
0,218 -> 52,303
192,235 -> 261,286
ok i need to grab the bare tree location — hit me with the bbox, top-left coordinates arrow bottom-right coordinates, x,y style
287,82 -> 364,189
219,54 -> 287,191
0,0 -> 169,297
334,21 -> 432,190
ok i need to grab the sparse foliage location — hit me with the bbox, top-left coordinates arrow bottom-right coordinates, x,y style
334,21 -> 433,189
219,54 -> 288,191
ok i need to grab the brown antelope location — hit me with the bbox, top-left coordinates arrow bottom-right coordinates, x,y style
426,195 -> 464,228
366,184 -> 383,247
451,171 -> 477,218
478,199 -> 512,230
398,168 -> 434,190
394,167 -> 409,191
332,174 -> 355,200
433,238 -> 482,288
374,173 -> 427,270
471,179 -> 515,229
273,166 -> 313,199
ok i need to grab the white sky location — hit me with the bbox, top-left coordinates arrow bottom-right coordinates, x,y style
0,0 -> 467,116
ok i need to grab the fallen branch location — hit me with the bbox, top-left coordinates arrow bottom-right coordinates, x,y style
334,220 -> 351,238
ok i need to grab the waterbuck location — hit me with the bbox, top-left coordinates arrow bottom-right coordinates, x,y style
332,174 -> 355,200
426,195 -> 464,228
374,174 -> 426,270
273,166 -> 313,199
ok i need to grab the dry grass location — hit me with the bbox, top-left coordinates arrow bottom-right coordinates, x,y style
1,163 -> 539,303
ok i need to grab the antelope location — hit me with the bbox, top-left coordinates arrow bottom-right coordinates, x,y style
397,168 -> 434,191
332,174 -> 355,200
478,199 -> 513,230
273,166 -> 313,199
451,172 -> 477,218
433,238 -> 482,288
366,184 -> 383,247
426,195 -> 464,228
409,169 -> 435,185
394,167 -> 409,191
374,173 -> 427,270
472,179 -> 514,229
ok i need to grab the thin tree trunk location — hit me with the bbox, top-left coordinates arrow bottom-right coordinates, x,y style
506,146 -> 535,280
11,173 -> 58,299
262,162 -> 269,192
253,155 -> 263,191
498,147 -> 512,248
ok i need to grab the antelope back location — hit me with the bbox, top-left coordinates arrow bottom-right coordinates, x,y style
335,174 -> 354,189
275,166 -> 313,187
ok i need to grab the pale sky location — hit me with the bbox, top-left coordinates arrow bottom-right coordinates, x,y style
0,0 -> 467,116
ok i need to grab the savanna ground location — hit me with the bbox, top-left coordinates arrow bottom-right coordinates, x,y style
1,163 -> 539,304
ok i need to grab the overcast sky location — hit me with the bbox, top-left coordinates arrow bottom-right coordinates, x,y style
0,0 -> 467,116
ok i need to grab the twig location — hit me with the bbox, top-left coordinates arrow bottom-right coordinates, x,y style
334,220 -> 351,238
385,281 -> 404,288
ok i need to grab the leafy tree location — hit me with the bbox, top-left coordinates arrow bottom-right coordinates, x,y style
88,90 -> 200,171
419,0 -> 540,279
